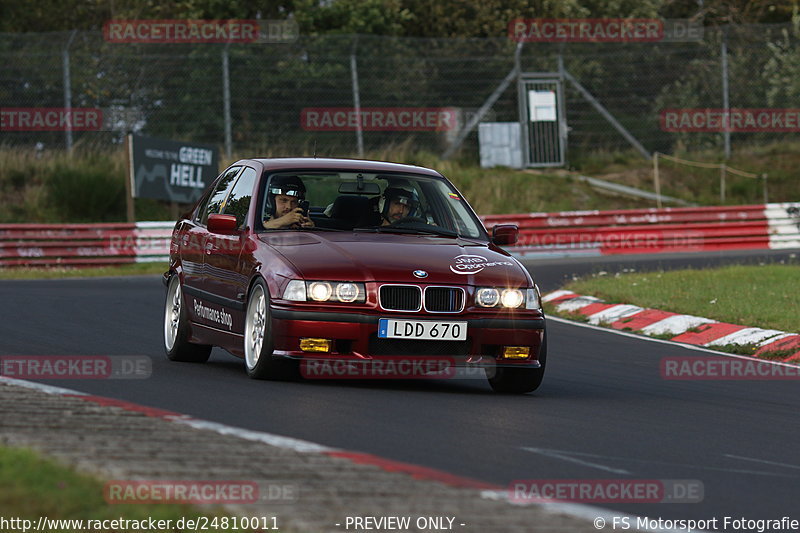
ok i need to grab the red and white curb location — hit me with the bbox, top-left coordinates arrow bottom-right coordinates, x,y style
543,290 -> 800,363
1,376 -> 689,533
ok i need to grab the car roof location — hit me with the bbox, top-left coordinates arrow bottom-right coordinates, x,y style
241,157 -> 445,178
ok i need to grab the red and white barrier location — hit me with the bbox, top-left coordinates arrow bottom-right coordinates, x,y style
2,203 -> 798,267
482,203 -> 800,258
0,221 -> 173,267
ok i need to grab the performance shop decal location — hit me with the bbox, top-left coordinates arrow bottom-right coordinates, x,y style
449,254 -> 514,275
193,299 -> 232,330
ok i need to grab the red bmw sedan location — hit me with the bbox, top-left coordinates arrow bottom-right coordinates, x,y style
163,158 -> 547,393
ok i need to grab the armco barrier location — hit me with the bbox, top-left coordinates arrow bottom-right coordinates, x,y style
482,203 -> 800,258
0,221 -> 173,267
2,203 -> 798,267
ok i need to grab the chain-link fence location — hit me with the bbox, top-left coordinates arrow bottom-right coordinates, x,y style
1,23 -> 798,163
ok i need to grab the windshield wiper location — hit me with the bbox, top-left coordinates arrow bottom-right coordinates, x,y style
302,226 -> 347,232
355,225 -> 459,238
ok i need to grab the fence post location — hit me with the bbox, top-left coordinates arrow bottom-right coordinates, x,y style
62,30 -> 77,152
720,164 -> 726,204
124,133 -> 136,223
721,26 -> 731,160
653,152 -> 662,208
222,43 -> 233,160
350,39 -> 364,158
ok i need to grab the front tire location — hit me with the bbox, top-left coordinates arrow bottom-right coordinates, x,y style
164,275 -> 212,363
244,279 -> 298,380
487,332 -> 547,394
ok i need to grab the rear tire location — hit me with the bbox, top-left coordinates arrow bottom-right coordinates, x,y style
487,332 -> 547,394
244,279 -> 298,380
164,275 -> 212,363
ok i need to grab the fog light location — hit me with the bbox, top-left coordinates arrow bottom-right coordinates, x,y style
502,346 -> 530,359
300,338 -> 333,353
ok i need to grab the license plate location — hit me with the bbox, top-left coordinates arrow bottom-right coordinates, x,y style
378,318 -> 467,341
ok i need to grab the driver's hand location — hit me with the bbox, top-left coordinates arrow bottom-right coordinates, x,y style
266,208 -> 312,229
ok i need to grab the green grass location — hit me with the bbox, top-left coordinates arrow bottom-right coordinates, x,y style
0,262 -> 168,280
0,147 -> 174,223
3,140 -> 799,223
575,140 -> 800,206
0,446 -> 229,528
0,144 -> 659,225
559,264 -> 800,333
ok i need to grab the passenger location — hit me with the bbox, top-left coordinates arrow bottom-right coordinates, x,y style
380,184 -> 420,226
263,175 -> 314,229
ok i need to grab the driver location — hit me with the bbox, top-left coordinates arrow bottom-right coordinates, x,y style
380,184 -> 420,226
264,175 -> 314,229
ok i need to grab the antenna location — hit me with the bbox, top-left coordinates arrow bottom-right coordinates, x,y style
313,140 -> 317,158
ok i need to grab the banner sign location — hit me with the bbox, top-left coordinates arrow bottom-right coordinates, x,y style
130,134 -> 218,203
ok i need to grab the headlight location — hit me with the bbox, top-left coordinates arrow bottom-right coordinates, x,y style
476,288 -> 500,307
501,289 -> 524,308
309,281 -> 333,302
336,282 -> 359,303
476,287 -> 531,308
283,280 -> 366,303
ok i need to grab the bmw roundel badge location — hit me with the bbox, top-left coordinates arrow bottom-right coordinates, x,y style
413,270 -> 428,278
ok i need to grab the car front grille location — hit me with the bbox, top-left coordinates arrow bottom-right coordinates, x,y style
379,285 -> 422,311
379,285 -> 464,313
424,287 -> 464,313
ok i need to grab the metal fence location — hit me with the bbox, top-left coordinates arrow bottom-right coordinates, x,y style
1,24 -> 798,162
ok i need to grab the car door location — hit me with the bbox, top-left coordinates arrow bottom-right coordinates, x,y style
182,165 -> 241,328
202,166 -> 258,335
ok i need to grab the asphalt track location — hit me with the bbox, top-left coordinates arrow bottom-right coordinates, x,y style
1,249 -> 799,528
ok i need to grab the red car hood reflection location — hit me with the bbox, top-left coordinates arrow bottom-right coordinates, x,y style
258,231 -> 530,286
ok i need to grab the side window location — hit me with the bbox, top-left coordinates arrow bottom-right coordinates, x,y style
199,166 -> 241,225
222,167 -> 257,227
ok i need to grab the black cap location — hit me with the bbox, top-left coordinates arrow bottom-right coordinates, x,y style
269,175 -> 306,199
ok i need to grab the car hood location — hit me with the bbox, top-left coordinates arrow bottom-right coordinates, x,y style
258,231 -> 532,287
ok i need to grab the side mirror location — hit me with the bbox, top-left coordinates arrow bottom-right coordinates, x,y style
492,224 -> 518,246
208,213 -> 239,234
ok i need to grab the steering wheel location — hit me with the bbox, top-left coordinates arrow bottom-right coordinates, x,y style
393,216 -> 427,225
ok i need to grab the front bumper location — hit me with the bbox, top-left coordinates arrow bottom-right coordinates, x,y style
269,307 -> 545,369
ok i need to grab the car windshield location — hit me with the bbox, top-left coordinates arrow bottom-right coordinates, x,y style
258,171 -> 486,239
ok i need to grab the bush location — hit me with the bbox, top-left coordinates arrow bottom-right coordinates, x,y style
44,160 -> 126,222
